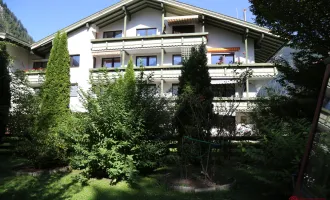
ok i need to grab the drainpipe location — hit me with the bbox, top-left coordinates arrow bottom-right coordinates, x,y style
244,27 -> 249,98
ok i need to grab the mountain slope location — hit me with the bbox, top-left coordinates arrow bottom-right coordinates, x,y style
0,0 -> 33,43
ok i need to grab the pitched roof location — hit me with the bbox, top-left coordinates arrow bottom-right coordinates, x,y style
31,0 -> 286,62
0,32 -> 31,48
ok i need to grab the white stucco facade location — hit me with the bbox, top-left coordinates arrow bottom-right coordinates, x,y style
6,44 -> 30,71
7,3 -> 281,124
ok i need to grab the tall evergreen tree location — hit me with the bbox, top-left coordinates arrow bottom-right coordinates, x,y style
40,32 -> 70,128
249,0 -> 330,56
0,42 -> 10,142
249,0 -> 329,121
175,44 -> 213,151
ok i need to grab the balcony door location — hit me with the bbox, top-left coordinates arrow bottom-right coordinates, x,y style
172,25 -> 195,34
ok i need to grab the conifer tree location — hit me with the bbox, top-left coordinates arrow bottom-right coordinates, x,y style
40,32 -> 70,128
175,44 -> 213,151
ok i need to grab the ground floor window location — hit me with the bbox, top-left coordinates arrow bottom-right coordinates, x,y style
70,84 -> 78,97
172,84 -> 179,96
212,84 -> 235,97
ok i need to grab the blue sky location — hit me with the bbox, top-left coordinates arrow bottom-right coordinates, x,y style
4,0 -> 255,42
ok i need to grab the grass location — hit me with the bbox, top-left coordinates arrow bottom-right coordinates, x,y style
0,153 -> 288,200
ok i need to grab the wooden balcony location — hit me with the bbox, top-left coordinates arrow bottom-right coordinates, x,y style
91,32 -> 208,51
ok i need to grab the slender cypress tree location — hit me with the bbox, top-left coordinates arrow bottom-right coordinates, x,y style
40,32 -> 70,128
0,42 -> 10,142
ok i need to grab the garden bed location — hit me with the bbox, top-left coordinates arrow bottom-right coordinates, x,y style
156,166 -> 236,193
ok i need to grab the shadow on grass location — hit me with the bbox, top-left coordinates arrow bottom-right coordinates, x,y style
83,165 -> 288,200
87,177 -> 232,200
0,154 -> 290,200
220,161 -> 291,200
0,155 -> 83,200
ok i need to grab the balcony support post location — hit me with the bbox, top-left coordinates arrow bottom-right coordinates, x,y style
246,77 -> 249,98
121,50 -> 125,67
201,15 -> 205,32
123,6 -> 130,37
161,48 -> 164,66
161,69 -> 164,96
161,3 -> 166,34
244,28 -> 249,64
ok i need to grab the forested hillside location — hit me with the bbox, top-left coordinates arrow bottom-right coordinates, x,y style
0,0 -> 33,43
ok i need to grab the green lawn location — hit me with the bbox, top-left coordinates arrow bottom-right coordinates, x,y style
0,153 -> 287,200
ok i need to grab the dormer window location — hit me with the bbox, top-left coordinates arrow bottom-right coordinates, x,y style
103,30 -> 122,38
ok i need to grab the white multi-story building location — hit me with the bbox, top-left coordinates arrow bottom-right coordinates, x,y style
1,0 -> 285,124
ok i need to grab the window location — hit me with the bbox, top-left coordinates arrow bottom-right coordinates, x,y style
33,61 -> 47,69
92,84 -> 105,95
70,85 -> 78,97
70,55 -> 80,67
211,54 -> 235,64
136,56 -> 157,67
212,84 -> 235,97
102,57 -> 121,68
172,25 -> 195,34
93,57 -> 96,68
172,55 -> 182,65
136,28 -> 157,36
146,84 -> 157,89
241,116 -> 248,124
172,84 -> 179,96
323,97 -> 330,111
33,87 -> 41,94
103,30 -> 122,38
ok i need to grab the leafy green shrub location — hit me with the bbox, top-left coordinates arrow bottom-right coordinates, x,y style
9,32 -> 72,169
71,58 -> 173,183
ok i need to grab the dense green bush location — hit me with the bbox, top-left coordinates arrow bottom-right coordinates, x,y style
245,94 -> 309,195
71,58 -> 173,183
8,70 -> 73,168
0,42 -> 11,142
